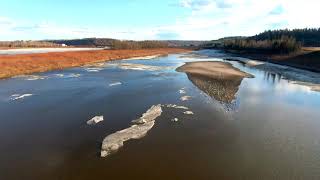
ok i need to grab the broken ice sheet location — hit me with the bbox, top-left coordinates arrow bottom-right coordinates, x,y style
101,104 -> 162,157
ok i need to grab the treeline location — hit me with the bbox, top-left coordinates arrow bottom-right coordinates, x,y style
0,40 -> 60,48
222,36 -> 301,54
48,38 -> 115,47
203,28 -> 320,54
111,40 -> 168,49
252,28 -> 320,47
49,38 -> 169,49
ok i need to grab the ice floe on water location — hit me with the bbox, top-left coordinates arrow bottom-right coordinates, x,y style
55,73 -> 81,78
165,104 -> 189,110
109,82 -> 122,87
84,68 -> 104,72
101,104 -> 162,157
87,116 -> 104,125
13,73 -> 81,81
10,94 -> 33,101
124,55 -> 161,60
180,96 -> 191,101
171,118 -> 179,122
116,63 -> 170,71
179,89 -> 186,94
55,74 -> 65,77
14,75 -> 47,81
100,104 -> 196,157
184,111 -> 194,115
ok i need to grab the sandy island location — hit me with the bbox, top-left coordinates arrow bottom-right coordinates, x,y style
176,61 -> 254,80
0,48 -> 189,79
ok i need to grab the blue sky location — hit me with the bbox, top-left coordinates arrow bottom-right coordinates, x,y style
0,0 -> 319,40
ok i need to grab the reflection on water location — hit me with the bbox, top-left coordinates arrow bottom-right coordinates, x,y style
263,71 -> 282,84
186,73 -> 242,111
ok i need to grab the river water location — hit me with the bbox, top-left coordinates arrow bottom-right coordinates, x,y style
1,50 -> 320,180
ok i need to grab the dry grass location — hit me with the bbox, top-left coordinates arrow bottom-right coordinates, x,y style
0,48 -> 189,79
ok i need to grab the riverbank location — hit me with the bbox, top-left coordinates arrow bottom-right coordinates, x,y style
222,47 -> 320,72
0,48 -> 189,79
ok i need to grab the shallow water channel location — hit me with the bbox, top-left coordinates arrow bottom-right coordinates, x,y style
1,50 -> 320,179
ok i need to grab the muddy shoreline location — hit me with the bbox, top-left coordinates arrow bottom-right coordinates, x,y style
221,49 -> 320,73
0,48 -> 189,79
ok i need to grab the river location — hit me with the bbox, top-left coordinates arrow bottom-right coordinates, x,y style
1,50 -> 320,179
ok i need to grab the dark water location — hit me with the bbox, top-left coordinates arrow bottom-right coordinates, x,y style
1,50 -> 320,180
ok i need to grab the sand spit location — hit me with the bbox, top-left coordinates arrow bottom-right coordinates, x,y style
109,82 -> 122,87
116,63 -> 169,71
226,57 -> 320,92
176,61 -> 254,80
101,104 -> 162,157
87,116 -> 104,125
10,94 -> 33,101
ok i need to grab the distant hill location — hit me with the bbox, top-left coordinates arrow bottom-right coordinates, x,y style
47,39 -> 208,48
203,28 -> 320,54
0,40 -> 61,48
47,38 -> 116,48
164,40 -> 208,47
251,28 -> 320,47
0,38 -> 208,49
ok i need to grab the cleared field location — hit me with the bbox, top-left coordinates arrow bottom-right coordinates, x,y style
0,48 -> 103,55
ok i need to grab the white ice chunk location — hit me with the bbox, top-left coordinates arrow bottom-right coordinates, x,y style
184,111 -> 194,115
87,116 -> 104,125
117,63 -> 169,71
109,82 -> 122,87
165,104 -> 189,110
101,104 -> 162,157
179,89 -> 186,94
85,68 -> 103,72
10,94 -> 33,101
171,118 -> 179,122
180,96 -> 191,101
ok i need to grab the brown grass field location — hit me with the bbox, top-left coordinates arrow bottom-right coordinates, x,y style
0,48 -> 190,79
